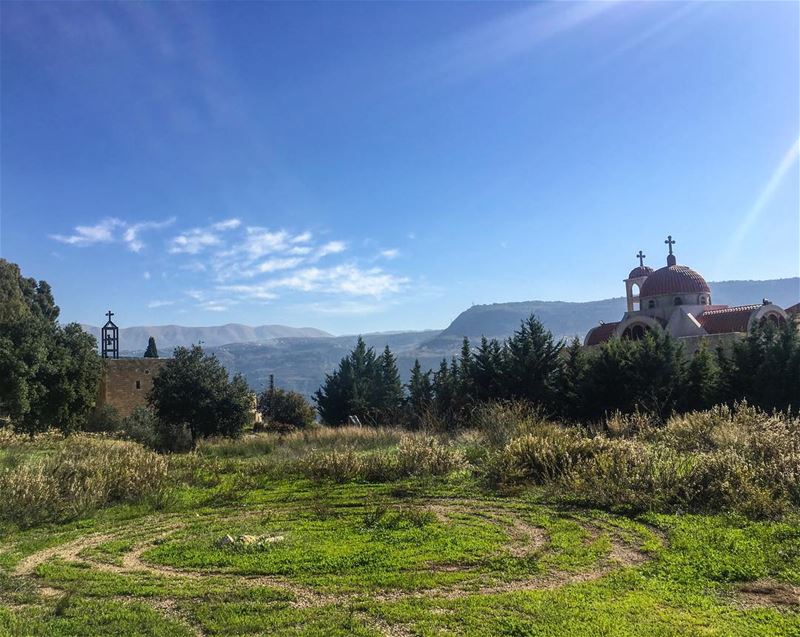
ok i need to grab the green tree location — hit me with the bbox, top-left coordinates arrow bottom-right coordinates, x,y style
557,337 -> 590,421
148,345 -> 251,443
470,336 -> 507,402
719,320 -> 800,411
0,259 -> 101,435
374,345 -> 404,424
259,381 -> 316,431
684,346 -> 720,411
406,358 -> 433,428
144,336 -> 159,358
504,315 -> 564,407
314,337 -> 379,425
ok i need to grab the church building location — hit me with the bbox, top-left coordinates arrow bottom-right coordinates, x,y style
584,236 -> 790,350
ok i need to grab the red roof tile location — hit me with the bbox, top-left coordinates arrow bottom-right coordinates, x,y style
697,305 -> 759,335
628,266 -> 654,279
585,321 -> 619,346
786,303 -> 800,316
640,265 -> 710,297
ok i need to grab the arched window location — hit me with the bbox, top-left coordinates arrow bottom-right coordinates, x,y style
648,299 -> 656,309
674,297 -> 682,306
622,324 -> 648,341
699,296 -> 707,305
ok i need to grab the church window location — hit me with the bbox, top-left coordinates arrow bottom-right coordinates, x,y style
699,296 -> 707,305
674,297 -> 682,306
648,300 -> 656,309
622,324 -> 648,340
135,380 -> 141,390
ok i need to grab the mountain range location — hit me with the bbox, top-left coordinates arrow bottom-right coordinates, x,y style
85,277 -> 798,397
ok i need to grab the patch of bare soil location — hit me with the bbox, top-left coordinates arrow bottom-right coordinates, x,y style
736,580 -> 799,609
13,532 -> 115,577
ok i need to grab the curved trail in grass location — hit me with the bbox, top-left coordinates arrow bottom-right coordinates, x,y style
6,499 -> 662,635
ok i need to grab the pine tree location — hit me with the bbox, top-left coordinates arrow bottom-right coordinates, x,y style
314,337 -> 378,425
144,336 -> 158,358
557,337 -> 589,420
375,345 -> 404,424
471,336 -> 507,402
504,315 -> 564,407
407,358 -> 433,428
685,346 -> 720,411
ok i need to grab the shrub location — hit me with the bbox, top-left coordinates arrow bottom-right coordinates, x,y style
487,425 -> 609,486
0,437 -> 168,527
561,440 -> 691,513
469,401 -> 553,448
82,405 -> 122,433
260,388 -> 316,431
120,406 -> 193,454
299,434 -> 464,483
395,435 -> 465,477
300,448 -> 362,483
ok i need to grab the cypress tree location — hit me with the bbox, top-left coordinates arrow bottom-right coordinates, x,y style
144,336 -> 159,358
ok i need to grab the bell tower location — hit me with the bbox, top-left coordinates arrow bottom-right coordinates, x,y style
101,310 -> 119,359
624,250 -> 652,312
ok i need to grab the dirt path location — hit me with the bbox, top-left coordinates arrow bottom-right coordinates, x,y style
5,503 -> 659,637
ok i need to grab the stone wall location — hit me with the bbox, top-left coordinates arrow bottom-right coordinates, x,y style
97,358 -> 170,417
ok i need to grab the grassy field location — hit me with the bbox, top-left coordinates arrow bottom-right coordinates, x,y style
0,416 -> 799,636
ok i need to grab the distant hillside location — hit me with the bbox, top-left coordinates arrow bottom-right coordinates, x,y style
427,277 -> 800,347
87,277 -> 797,399
81,323 -> 331,353
208,331 -> 443,396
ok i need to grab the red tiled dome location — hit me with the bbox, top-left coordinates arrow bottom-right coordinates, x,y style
640,265 -> 710,297
628,266 -> 653,279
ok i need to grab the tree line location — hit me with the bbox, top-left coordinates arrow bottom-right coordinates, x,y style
316,314 -> 800,427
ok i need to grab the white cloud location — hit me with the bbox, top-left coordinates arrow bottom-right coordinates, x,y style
51,216 -> 174,252
50,218 -> 123,246
143,271 -> 151,280
256,257 -> 304,274
291,231 -> 312,244
380,248 -> 399,260
169,229 -> 221,254
243,228 -> 291,259
220,263 -> 407,299
123,217 -> 175,252
212,218 -> 241,231
317,241 -> 347,258
147,299 -> 174,308
288,246 -> 313,256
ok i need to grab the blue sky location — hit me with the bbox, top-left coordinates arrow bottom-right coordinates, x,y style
1,1 -> 798,334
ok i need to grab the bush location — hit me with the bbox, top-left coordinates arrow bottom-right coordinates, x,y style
82,405 -> 122,433
300,448 -> 362,483
561,440 -> 691,513
120,406 -> 193,454
260,388 -> 316,431
299,434 -> 464,483
395,435 -> 465,477
0,437 -> 168,527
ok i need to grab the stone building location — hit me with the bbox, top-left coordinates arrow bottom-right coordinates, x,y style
584,236 -> 790,351
96,358 -> 170,417
96,357 -> 262,425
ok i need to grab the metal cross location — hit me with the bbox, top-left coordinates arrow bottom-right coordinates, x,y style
636,250 -> 646,267
664,235 -> 676,255
106,310 -> 114,321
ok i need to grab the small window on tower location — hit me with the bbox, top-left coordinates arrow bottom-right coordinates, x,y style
674,297 -> 682,306
648,300 -> 656,309
135,380 -> 141,390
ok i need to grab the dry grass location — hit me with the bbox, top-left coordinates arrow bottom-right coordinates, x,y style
0,436 -> 168,527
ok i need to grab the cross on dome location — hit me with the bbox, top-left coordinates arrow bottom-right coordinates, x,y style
664,235 -> 676,255
636,250 -> 646,267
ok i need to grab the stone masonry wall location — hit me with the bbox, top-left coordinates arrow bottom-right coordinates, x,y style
97,358 -> 170,418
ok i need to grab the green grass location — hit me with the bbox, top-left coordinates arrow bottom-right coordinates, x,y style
0,429 -> 798,636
